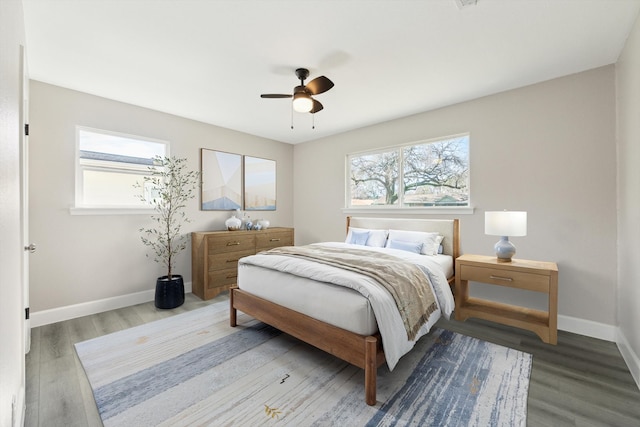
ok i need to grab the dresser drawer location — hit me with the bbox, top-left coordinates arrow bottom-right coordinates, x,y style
460,264 -> 550,292
193,227 -> 294,300
207,233 -> 255,255
208,249 -> 254,271
256,230 -> 294,251
207,268 -> 239,287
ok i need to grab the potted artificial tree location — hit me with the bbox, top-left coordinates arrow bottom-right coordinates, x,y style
135,156 -> 200,309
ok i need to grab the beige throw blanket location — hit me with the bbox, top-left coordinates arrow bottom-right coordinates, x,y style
262,245 -> 438,341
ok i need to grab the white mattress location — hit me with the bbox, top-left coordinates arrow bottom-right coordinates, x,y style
237,252 -> 454,336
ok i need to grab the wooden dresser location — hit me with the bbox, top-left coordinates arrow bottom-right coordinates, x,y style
191,227 -> 294,300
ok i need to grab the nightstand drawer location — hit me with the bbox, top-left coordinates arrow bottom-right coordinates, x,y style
460,264 -> 550,292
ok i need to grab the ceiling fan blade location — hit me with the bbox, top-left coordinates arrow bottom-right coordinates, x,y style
306,76 -> 334,95
260,94 -> 292,98
310,99 -> 324,114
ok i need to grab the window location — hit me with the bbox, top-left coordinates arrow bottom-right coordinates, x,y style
347,134 -> 469,209
75,127 -> 168,209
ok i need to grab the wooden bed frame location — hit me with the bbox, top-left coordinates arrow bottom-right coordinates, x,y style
230,216 -> 460,405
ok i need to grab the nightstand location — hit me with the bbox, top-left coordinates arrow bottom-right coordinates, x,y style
454,254 -> 558,344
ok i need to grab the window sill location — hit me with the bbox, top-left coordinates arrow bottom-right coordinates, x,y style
342,206 -> 475,215
69,206 -> 155,216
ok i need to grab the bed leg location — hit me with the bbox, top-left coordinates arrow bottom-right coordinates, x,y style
365,336 -> 377,406
230,287 -> 237,327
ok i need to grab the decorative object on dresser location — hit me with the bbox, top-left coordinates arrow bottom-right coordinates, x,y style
485,210 -> 527,262
455,254 -> 558,344
134,156 -> 200,309
224,213 -> 242,231
191,227 -> 294,300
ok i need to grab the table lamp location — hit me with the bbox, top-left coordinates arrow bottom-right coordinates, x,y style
485,211 -> 527,262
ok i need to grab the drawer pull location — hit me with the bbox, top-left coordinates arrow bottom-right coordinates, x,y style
226,259 -> 238,263
489,275 -> 513,282
226,241 -> 241,246
269,238 -> 281,242
226,274 -> 237,279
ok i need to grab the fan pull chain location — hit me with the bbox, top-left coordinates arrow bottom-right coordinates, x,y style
289,104 -> 318,130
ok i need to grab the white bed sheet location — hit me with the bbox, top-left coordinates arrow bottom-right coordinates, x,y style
237,242 -> 455,370
238,263 -> 379,335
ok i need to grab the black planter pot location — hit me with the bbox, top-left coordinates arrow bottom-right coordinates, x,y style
155,275 -> 185,309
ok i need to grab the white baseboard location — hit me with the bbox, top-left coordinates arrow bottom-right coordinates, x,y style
558,314 -> 617,342
616,329 -> 640,390
558,315 -> 640,390
30,282 -> 192,327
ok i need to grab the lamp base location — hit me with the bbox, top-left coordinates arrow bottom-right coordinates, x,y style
494,236 -> 516,262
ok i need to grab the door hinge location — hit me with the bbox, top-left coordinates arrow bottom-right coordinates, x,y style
25,123 -> 29,136
25,307 -> 29,320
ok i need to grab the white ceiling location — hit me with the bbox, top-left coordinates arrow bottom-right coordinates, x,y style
21,0 -> 640,145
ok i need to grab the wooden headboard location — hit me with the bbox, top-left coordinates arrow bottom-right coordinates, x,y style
346,216 -> 460,260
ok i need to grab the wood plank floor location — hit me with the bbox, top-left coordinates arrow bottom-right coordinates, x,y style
25,292 -> 640,426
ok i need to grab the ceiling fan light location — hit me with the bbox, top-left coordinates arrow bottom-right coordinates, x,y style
292,92 -> 313,113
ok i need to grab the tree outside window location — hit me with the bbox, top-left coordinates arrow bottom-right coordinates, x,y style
348,135 -> 469,208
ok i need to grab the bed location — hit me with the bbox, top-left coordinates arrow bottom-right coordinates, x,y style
229,216 -> 460,405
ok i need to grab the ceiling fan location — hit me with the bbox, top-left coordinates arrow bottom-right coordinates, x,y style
261,68 -> 334,114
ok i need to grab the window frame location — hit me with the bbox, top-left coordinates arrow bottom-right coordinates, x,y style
344,133 -> 474,215
72,126 -> 170,214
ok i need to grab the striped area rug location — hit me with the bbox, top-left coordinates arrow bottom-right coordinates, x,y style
75,300 -> 532,426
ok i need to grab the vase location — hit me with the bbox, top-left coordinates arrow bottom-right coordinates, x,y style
225,215 -> 242,231
257,219 -> 270,229
155,275 -> 185,309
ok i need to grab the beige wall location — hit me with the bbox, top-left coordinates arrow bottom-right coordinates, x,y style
28,81 -> 293,312
616,13 -> 640,384
0,0 -> 26,423
293,66 -> 618,330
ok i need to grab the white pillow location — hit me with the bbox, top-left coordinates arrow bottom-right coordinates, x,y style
349,229 -> 370,245
345,227 -> 388,248
385,229 -> 443,255
388,239 -> 423,254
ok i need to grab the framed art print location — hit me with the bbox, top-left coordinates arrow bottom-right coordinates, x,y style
200,149 -> 242,210
243,156 -> 276,211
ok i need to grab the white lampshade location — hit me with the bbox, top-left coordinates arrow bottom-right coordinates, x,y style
292,92 -> 313,113
485,211 -> 527,237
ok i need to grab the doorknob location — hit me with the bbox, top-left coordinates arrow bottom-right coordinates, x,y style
24,243 -> 36,253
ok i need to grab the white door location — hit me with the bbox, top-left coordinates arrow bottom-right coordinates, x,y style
20,45 -> 31,354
